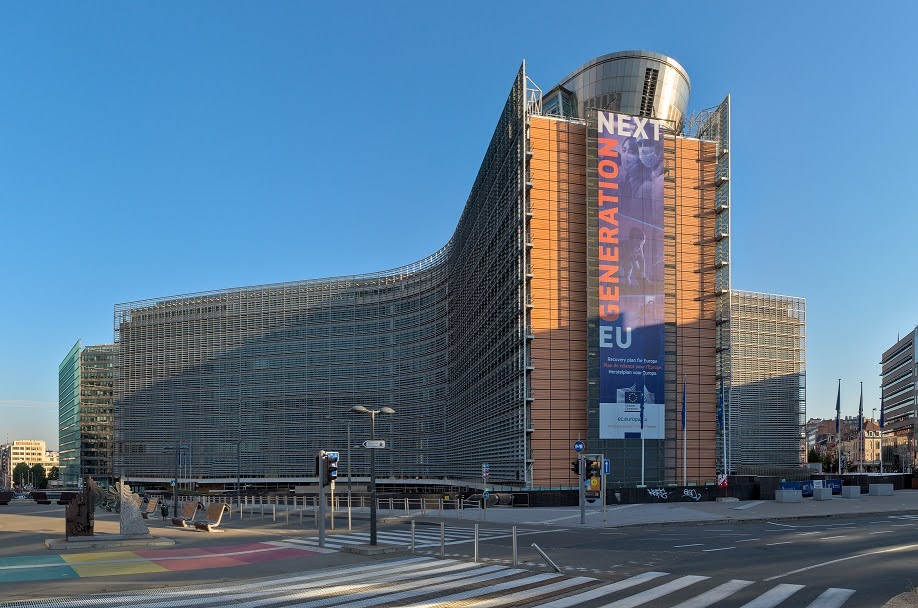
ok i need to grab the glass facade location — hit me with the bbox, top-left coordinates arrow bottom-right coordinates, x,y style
113,66 -> 528,486
880,327 -> 918,472
58,340 -> 81,484
728,291 -> 807,472
59,340 -> 116,485
81,344 -> 115,483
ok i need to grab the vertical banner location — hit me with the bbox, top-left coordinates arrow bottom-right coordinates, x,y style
597,112 -> 666,440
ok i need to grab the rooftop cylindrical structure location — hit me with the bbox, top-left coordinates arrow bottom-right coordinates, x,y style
553,50 -> 691,132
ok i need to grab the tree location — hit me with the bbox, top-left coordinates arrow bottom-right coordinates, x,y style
12,462 -> 30,486
807,448 -> 820,463
30,463 -> 48,489
48,466 -> 60,481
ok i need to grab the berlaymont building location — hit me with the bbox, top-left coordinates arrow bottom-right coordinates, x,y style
112,51 -> 802,496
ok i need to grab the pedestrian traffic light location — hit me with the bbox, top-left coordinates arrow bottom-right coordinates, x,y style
325,451 -> 339,485
570,459 -> 581,475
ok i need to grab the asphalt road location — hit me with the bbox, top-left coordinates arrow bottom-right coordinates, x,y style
406,514 -> 918,607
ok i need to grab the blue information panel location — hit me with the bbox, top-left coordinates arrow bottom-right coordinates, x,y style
596,112 -> 666,440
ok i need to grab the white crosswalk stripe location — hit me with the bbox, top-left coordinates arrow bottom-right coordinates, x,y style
278,525 -> 546,550
0,556 -> 860,608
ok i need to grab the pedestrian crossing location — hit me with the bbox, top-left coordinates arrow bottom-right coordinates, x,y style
0,556 -> 857,608
278,524 -> 549,551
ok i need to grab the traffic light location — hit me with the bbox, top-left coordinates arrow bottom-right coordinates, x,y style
325,451 -> 339,485
570,459 -> 581,475
587,459 -> 601,479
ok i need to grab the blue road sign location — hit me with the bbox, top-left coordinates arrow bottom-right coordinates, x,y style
573,441 -> 585,453
603,459 -> 611,475
482,463 -> 490,470
482,491 -> 490,499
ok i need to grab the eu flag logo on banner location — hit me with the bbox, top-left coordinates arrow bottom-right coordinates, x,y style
625,390 -> 642,404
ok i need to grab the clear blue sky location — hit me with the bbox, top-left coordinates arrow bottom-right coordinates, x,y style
2,2 -> 916,450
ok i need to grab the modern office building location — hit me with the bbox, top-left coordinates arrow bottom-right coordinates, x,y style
880,327 -> 917,473
114,50 -> 733,491
727,291 -> 806,473
1,440 -> 58,487
59,340 -> 116,485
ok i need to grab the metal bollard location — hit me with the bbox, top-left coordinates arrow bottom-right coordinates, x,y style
389,497 -> 394,513
410,520 -> 416,554
439,498 -> 443,516
512,526 -> 518,567
347,494 -> 352,531
474,524 -> 479,562
299,496 -> 303,525
272,504 -> 276,523
440,522 -> 445,559
458,498 -> 462,520
531,543 -> 562,573
405,497 -> 409,515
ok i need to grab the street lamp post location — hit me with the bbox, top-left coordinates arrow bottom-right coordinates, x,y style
351,405 -> 395,546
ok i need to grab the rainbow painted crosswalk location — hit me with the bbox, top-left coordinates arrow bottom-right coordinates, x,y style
0,541 -> 321,583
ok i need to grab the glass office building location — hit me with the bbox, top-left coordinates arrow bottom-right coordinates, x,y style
59,340 -> 115,485
727,291 -> 807,473
880,327 -> 918,472
114,51 -> 737,490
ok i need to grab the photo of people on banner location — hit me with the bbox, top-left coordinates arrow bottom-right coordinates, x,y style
596,112 -> 666,440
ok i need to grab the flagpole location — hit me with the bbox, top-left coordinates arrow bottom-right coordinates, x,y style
836,379 -> 842,476
880,404 -> 885,475
682,374 -> 687,487
858,382 -> 863,475
640,370 -> 645,487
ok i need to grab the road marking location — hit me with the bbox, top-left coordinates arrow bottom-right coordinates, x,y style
596,575 -> 708,607
765,542 -> 918,580
767,522 -> 796,528
798,531 -> 820,535
821,536 -> 846,540
536,572 -> 669,607
673,544 -> 704,548
738,583 -> 804,607
736,538 -> 760,543
702,547 -> 735,552
890,523 -> 915,527
670,579 -> 754,607
409,575 -> 594,608
732,500 -> 765,510
766,542 -> 792,546
870,530 -> 894,534
805,587 -> 856,607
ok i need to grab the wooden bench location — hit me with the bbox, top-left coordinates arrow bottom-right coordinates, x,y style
171,501 -> 203,528
30,492 -> 52,505
57,492 -> 79,505
141,496 -> 160,519
194,503 -> 230,532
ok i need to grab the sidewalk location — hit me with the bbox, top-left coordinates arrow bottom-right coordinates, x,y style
401,489 -> 918,528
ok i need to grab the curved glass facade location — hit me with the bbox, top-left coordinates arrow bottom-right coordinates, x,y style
114,66 -> 529,486
551,50 -> 691,132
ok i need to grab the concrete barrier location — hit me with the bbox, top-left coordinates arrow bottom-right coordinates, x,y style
841,486 -> 860,499
813,487 -> 833,501
868,484 -> 894,496
775,489 -> 802,503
